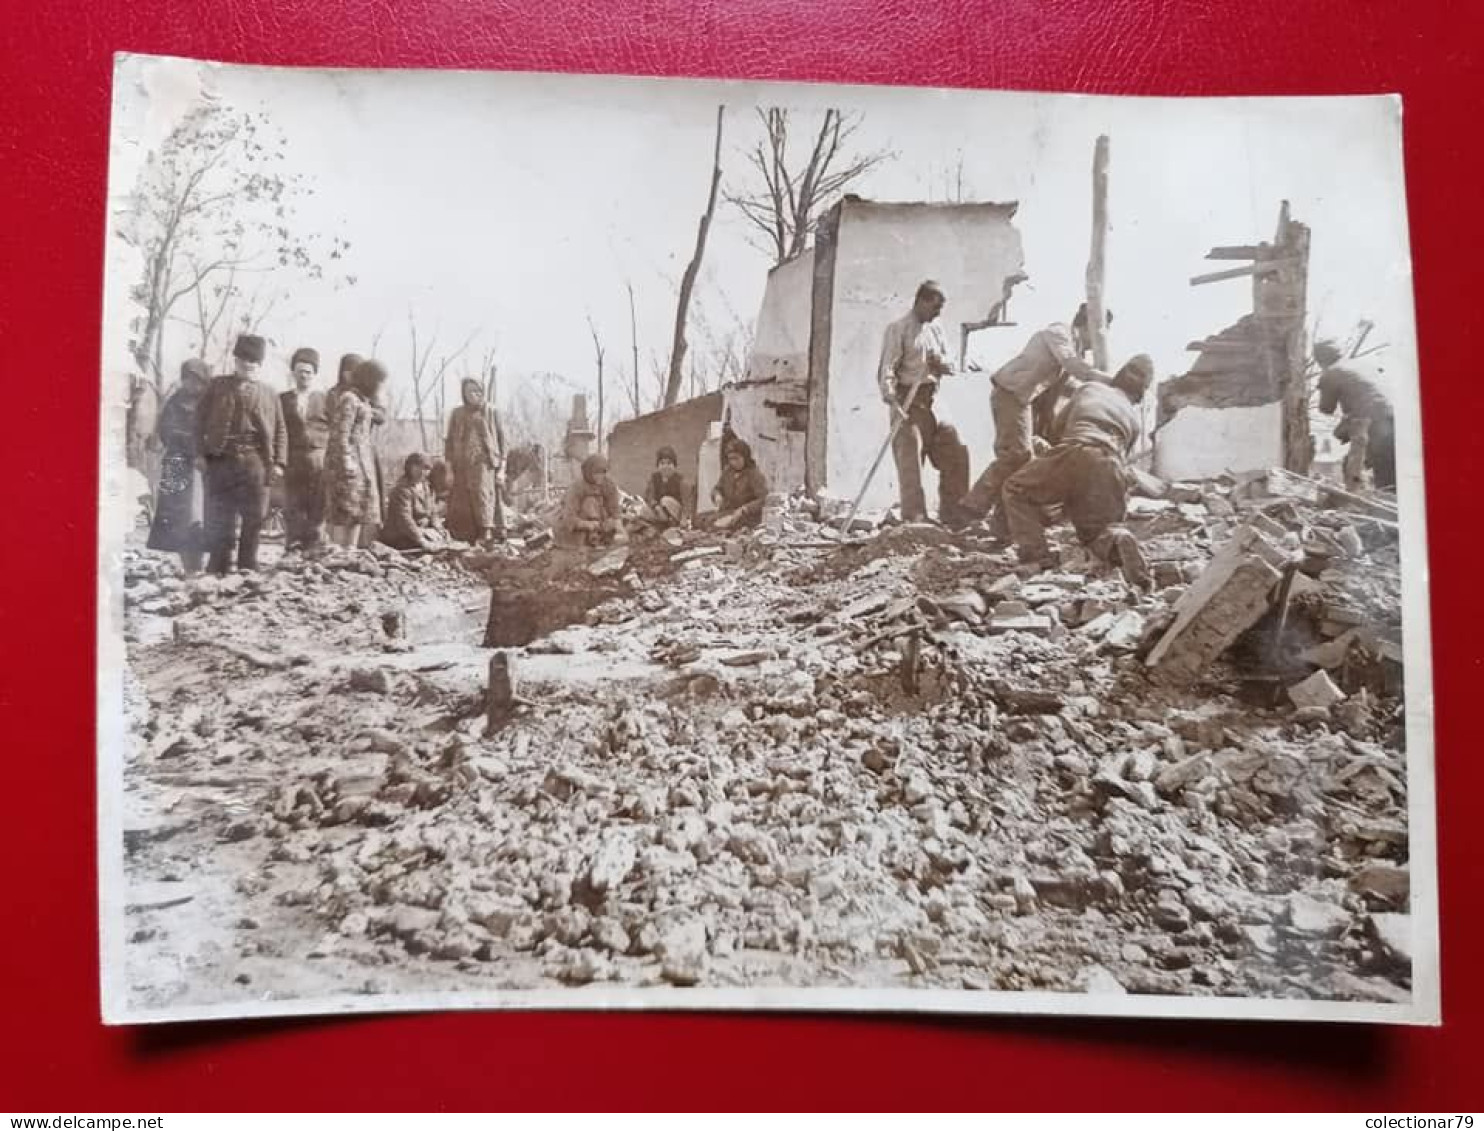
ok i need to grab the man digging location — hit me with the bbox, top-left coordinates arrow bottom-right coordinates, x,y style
1001,353 -> 1155,587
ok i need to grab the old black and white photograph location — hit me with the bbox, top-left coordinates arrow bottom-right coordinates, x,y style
97,54 -> 1437,1023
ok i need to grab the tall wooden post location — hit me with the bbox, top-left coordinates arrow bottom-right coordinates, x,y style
1085,135 -> 1111,371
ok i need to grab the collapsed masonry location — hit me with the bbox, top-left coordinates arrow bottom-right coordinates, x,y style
1154,202 -> 1312,482
1144,468 -> 1402,707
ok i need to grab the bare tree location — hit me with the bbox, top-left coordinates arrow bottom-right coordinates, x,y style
406,309 -> 477,449
664,106 -> 725,407
627,281 -> 640,418
119,98 -> 353,386
725,108 -> 893,266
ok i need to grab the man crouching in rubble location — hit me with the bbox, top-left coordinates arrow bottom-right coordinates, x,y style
1001,353 -> 1154,587
956,303 -> 1114,532
556,453 -> 625,548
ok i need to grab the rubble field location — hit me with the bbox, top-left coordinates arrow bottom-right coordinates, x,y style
117,473 -> 1413,1010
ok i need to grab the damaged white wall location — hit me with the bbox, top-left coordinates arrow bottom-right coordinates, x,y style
744,253 -> 813,386
1154,401 -> 1285,481
815,200 -> 1025,513
721,253 -> 813,499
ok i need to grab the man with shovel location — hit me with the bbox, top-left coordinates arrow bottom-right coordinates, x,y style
877,280 -> 971,525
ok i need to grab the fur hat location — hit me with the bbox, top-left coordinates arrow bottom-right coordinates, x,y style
351,359 -> 389,396
656,446 -> 678,466
233,334 -> 266,364
290,347 -> 320,372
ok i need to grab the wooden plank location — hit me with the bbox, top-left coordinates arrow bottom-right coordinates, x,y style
1190,259 -> 1297,287
1085,135 -> 1111,370
1186,339 -> 1260,352
1206,244 -> 1273,261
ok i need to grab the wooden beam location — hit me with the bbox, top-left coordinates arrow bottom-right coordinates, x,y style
1205,244 -> 1273,261
1186,339 -> 1260,352
1190,259 -> 1297,287
1085,135 -> 1111,370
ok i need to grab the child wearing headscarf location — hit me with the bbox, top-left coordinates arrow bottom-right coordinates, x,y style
709,438 -> 769,532
557,453 -> 624,548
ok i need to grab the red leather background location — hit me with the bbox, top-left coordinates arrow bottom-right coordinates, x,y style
1,0 -> 1478,1111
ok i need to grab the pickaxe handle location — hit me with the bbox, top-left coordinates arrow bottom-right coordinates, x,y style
837,381 -> 927,535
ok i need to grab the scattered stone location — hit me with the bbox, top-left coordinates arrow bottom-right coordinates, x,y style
1102,611 -> 1146,652
1350,863 -> 1409,908
1288,670 -> 1346,710
1145,525 -> 1286,684
591,916 -> 632,955
584,835 -> 637,898
1367,912 -> 1413,967
588,546 -> 631,578
1152,890 -> 1192,933
656,916 -> 709,986
349,667 -> 395,695
671,546 -> 724,565
1287,893 -> 1351,937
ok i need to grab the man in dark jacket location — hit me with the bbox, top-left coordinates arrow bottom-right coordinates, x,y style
280,346 -> 330,552
196,334 -> 286,574
1314,339 -> 1395,491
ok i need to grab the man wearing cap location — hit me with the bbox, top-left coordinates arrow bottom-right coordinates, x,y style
877,280 -> 971,524
280,346 -> 330,552
956,303 -> 1115,530
1314,339 -> 1395,491
1000,354 -> 1155,586
196,334 -> 287,574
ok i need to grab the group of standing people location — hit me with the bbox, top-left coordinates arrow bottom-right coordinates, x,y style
146,333 -> 510,576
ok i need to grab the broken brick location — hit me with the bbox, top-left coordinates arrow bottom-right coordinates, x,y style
1145,526 -> 1287,684
1287,669 -> 1345,710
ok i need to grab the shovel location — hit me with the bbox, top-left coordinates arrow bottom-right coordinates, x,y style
836,381 -> 927,536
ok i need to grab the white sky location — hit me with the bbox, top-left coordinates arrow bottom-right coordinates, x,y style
111,58 -> 1417,420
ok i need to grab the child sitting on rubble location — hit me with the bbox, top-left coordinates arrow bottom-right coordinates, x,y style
556,453 -> 626,548
701,439 -> 770,533
380,453 -> 448,552
641,445 -> 687,529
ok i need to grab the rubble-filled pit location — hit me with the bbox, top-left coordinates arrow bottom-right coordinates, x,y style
116,482 -> 1414,1011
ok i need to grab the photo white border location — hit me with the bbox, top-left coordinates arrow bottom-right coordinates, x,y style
95,53 -> 1440,1027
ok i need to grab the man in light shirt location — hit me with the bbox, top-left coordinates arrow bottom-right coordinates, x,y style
956,303 -> 1114,530
877,280 -> 970,524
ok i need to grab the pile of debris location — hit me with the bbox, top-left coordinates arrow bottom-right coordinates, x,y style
119,464 -> 1412,1004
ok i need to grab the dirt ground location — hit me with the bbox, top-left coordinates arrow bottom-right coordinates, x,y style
113,482 -> 1414,1015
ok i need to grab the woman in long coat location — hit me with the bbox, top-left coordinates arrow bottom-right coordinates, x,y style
324,359 -> 387,548
445,378 -> 505,545
146,358 -> 211,573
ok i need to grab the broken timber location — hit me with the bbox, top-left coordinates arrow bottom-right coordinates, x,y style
1145,525 -> 1291,684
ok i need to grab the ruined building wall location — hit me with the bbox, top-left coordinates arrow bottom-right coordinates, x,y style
1154,205 -> 1311,481
606,391 -> 724,509
808,199 -> 1025,511
746,253 -> 813,386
